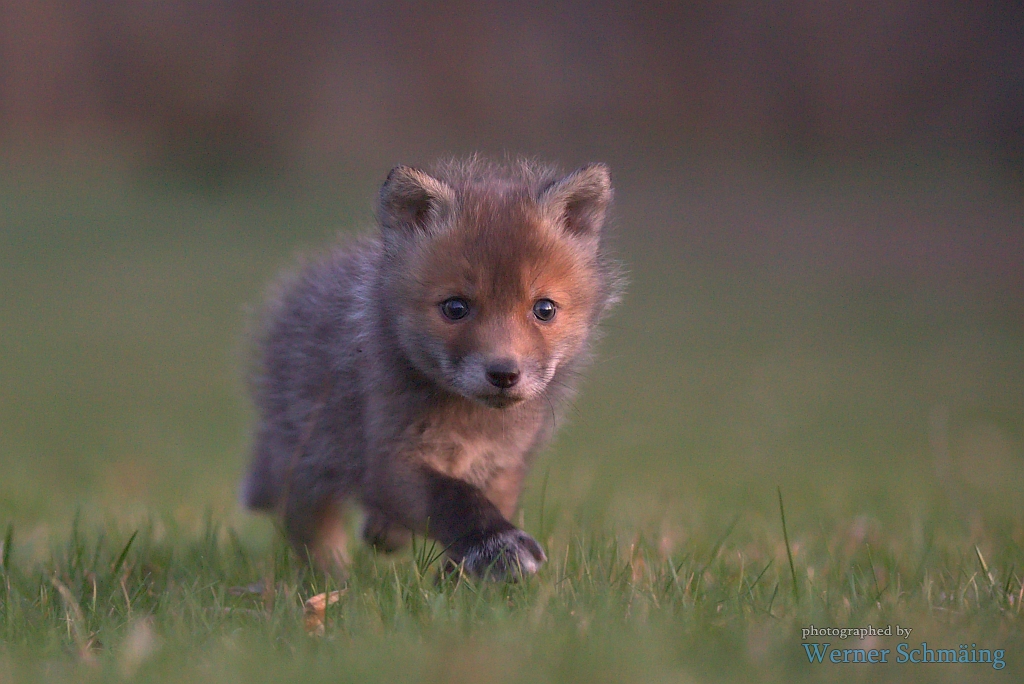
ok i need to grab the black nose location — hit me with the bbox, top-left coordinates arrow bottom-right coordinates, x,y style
486,361 -> 520,389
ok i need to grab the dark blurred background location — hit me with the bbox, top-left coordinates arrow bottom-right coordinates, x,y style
2,0 -> 1023,175
1,1 -> 1022,539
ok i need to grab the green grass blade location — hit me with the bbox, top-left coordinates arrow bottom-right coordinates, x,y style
1,523 -> 11,574
110,530 -> 138,578
975,545 -> 995,589
777,486 -> 798,606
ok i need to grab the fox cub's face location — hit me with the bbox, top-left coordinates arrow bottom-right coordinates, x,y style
378,163 -> 613,408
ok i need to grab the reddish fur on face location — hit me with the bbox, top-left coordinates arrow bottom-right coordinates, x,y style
392,186 -> 602,407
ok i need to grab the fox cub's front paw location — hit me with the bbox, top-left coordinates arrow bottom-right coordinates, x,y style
462,529 -> 547,580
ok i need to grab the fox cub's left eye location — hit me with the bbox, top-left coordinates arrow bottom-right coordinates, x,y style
533,299 -> 556,321
440,297 -> 470,320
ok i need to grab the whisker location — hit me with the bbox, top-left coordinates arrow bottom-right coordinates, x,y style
545,394 -> 558,431
549,381 -> 584,420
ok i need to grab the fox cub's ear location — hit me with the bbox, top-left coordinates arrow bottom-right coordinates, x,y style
538,163 -> 612,238
379,165 -> 456,233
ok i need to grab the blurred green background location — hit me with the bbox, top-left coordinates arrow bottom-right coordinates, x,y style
1,1 -> 1022,554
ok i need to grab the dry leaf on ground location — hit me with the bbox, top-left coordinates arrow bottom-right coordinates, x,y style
303,590 -> 346,636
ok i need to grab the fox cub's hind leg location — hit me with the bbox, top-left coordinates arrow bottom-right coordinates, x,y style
282,495 -> 352,576
361,509 -> 412,553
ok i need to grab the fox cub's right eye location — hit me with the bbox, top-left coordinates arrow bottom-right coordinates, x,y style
440,297 -> 470,320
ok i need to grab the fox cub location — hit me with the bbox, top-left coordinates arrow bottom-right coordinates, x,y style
241,158 -> 622,579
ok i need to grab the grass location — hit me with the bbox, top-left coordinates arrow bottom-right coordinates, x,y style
1,157 -> 1022,682
1,503 -> 1022,683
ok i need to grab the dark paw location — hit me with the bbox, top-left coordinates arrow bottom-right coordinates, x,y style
461,529 -> 546,580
